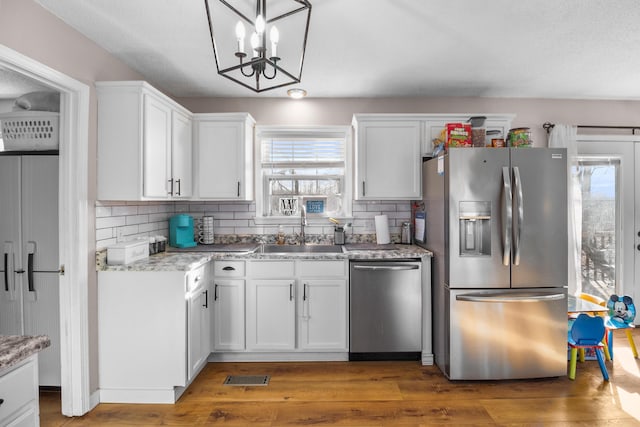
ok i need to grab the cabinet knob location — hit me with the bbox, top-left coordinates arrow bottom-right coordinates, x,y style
0,398 -> 4,406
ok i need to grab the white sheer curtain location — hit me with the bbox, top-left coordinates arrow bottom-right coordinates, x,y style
549,124 -> 581,295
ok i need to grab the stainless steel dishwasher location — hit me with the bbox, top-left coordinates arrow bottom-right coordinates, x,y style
349,259 -> 422,360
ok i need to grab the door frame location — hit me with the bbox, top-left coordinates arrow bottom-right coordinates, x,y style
0,45 -> 91,415
577,135 -> 637,300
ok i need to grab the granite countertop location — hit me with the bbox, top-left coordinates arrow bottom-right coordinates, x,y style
0,335 -> 51,371
98,243 -> 432,272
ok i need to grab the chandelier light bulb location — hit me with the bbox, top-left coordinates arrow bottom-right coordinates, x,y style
255,15 -> 265,35
235,21 -> 245,53
270,26 -> 279,58
250,32 -> 260,57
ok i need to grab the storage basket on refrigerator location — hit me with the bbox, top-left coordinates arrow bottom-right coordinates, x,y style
0,111 -> 59,150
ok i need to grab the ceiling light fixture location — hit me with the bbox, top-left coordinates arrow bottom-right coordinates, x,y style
204,0 -> 312,93
287,88 -> 307,99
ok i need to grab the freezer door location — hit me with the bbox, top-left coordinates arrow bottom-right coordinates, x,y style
446,288 -> 568,380
0,157 -> 22,335
447,148 -> 511,288
22,156 -> 59,271
510,148 -> 568,288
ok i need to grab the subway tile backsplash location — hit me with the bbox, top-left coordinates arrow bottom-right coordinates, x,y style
95,200 -> 412,250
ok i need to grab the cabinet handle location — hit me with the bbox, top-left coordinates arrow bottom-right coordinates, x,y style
362,181 -> 366,197
203,289 -> 208,308
175,179 -> 181,196
214,284 -> 218,300
222,266 -> 235,271
0,398 -> 3,406
237,181 -> 241,197
303,283 -> 308,301
168,178 -> 173,196
289,283 -> 293,301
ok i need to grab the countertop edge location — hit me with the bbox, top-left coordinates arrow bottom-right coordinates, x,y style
0,335 -> 51,372
97,246 -> 433,272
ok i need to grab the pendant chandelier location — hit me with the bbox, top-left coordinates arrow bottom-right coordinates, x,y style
204,0 -> 312,93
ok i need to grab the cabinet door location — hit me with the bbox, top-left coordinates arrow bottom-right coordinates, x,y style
171,110 -> 193,198
188,282 -> 210,382
246,279 -> 295,350
143,94 -> 172,198
212,279 -> 245,351
356,121 -> 421,199
298,279 -> 348,350
196,120 -> 246,199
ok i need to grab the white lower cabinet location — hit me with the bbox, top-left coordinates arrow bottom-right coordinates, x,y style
98,261 -> 211,403
212,261 -> 246,351
187,266 -> 211,382
244,260 -> 348,353
298,279 -> 347,350
212,279 -> 245,351
246,279 -> 297,351
0,355 -> 39,427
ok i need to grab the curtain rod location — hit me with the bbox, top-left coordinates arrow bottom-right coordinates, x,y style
543,122 -> 640,134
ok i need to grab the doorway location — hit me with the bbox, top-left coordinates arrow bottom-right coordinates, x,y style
0,45 -> 91,416
575,136 -> 637,300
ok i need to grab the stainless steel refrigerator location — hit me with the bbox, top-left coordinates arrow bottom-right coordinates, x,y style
0,154 -> 61,386
420,148 -> 568,380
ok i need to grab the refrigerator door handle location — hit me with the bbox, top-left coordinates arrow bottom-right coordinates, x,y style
3,252 -> 8,292
456,293 -> 566,303
501,167 -> 512,266
27,252 -> 35,292
512,166 -> 524,265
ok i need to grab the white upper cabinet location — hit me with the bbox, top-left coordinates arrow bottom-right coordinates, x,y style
193,113 -> 255,200
171,110 -> 193,198
352,114 -> 515,200
96,81 -> 193,200
353,115 -> 422,200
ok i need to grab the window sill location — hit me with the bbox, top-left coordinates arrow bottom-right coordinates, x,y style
253,215 -> 354,226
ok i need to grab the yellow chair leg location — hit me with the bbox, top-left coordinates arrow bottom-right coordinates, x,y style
569,348 -> 577,380
602,342 -> 611,361
625,329 -> 638,358
578,348 -> 585,362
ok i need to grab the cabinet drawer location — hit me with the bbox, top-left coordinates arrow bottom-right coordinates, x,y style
248,261 -> 295,278
0,357 -> 37,422
187,263 -> 208,292
298,260 -> 346,277
214,261 -> 245,277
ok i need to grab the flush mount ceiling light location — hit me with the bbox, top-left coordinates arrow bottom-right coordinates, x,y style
204,0 -> 312,93
287,88 -> 307,99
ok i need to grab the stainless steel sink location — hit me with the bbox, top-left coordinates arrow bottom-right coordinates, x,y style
257,244 -> 344,254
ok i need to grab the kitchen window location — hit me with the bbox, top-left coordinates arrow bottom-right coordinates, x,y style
255,126 -> 352,222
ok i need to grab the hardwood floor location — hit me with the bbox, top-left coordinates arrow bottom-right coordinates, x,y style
41,329 -> 640,426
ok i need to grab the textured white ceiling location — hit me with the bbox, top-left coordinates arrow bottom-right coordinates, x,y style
0,66 -> 55,99
32,0 -> 640,99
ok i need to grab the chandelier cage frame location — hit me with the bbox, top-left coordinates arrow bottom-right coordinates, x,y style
204,0 -> 312,93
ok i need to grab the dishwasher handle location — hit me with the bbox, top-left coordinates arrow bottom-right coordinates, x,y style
456,293 -> 565,303
352,264 -> 420,271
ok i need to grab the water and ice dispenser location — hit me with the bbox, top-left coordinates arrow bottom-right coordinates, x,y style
459,201 -> 491,256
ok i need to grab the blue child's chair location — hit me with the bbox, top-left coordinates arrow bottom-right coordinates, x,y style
605,295 -> 637,359
568,313 -> 609,381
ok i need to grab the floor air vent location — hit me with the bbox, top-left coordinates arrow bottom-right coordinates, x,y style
223,375 -> 270,386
